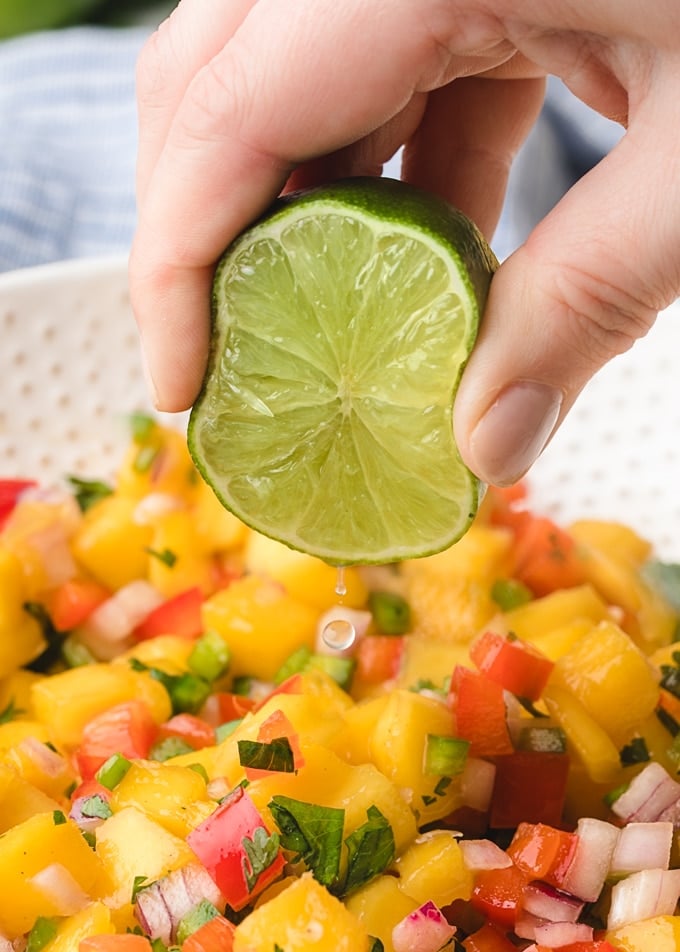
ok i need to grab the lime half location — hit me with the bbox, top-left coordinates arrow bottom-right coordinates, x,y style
188,177 -> 497,565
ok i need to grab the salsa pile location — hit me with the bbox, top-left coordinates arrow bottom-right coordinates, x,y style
1,416 -> 680,952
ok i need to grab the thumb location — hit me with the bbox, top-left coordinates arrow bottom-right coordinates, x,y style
454,112 -> 680,487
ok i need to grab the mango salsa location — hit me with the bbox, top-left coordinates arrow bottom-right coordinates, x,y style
1,420 -> 680,952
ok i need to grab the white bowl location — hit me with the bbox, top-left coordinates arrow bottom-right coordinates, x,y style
1,255 -> 679,558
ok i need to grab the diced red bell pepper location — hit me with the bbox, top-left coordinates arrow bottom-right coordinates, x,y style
156,712 -> 216,750
470,863 -> 528,929
355,634 -> 405,683
450,666 -> 514,757
469,631 -> 554,702
512,516 -> 587,596
74,700 -> 158,780
488,751 -> 570,829
506,821 -> 578,889
68,778 -> 112,804
200,692 -> 258,727
182,914 -> 235,952
134,586 -> 204,640
187,785 -> 285,910
484,483 -> 531,535
462,922 -> 519,951
0,478 -> 37,529
48,577 -> 112,632
244,709 -> 305,781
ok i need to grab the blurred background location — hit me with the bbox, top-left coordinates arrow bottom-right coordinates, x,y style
0,0 -> 623,273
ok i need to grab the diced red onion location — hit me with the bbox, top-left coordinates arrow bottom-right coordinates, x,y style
459,839 -> 513,872
607,867 -> 680,931
533,921 -> 594,946
77,580 -> 163,660
610,821 -> 673,875
610,762 -> 680,823
69,795 -> 108,834
315,606 -> 372,657
28,863 -> 89,915
392,900 -> 456,952
514,910 -> 549,941
459,757 -> 496,813
135,863 -> 225,943
133,493 -> 186,525
522,881 -> 584,924
561,816 -> 620,902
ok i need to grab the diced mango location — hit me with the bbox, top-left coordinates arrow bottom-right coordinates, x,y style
202,575 -> 319,681
607,914 -> 680,951
542,683 -> 621,784
0,546 -> 46,675
0,719 -> 49,748
0,763 -> 62,832
346,876 -> 419,952
43,902 -> 115,952
146,510 -> 215,597
503,584 -> 611,643
525,617 -> 595,662
549,619 -> 660,746
109,760 -> 209,838
405,574 -> 498,644
71,495 -> 152,590
396,634 -> 469,692
392,830 -> 473,907
114,633 -> 196,676
191,478 -> 248,552
0,668 -> 45,718
115,425 -> 196,501
233,872 -> 371,952
402,525 -> 514,582
569,520 -> 652,566
95,806 -> 196,909
0,812 -> 108,937
244,531 -> 367,610
331,695 -> 391,764
31,663 -> 171,749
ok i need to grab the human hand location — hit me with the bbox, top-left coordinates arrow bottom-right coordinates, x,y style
129,0 -> 680,486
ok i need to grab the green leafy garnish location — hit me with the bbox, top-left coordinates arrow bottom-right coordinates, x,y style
52,810 -> 67,825
150,737 -> 195,762
23,601 -> 64,673
128,658 -> 211,714
131,874 -> 151,903
129,411 -> 158,442
80,794 -> 113,820
238,737 -> 296,774
241,827 -> 281,892
340,806 -> 395,896
620,736 -> 650,766
176,899 -> 221,944
269,795 -> 344,887
145,546 -> 178,568
66,474 -> 114,512
0,697 -> 24,724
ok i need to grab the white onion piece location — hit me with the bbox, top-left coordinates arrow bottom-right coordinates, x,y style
133,493 -> 186,525
315,606 -> 372,657
69,795 -> 108,834
611,762 -> 680,822
561,816 -> 620,902
459,839 -> 513,872
608,867 -> 680,931
392,901 -> 456,952
21,485 -> 83,534
0,937 -> 11,952
135,863 -> 225,943
77,580 -> 163,660
534,921 -> 594,947
459,757 -> 496,812
26,521 -> 78,588
28,863 -> 89,915
522,882 -> 584,924
610,821 -> 673,875
514,910 -> 548,941
206,776 -> 231,801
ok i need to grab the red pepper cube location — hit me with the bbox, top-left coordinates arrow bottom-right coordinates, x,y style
74,700 -> 158,781
187,785 -> 285,910
134,586 -> 204,640
512,516 -> 587,597
506,821 -> 578,889
488,751 -> 570,830
355,634 -> 405,684
450,666 -> 514,757
182,914 -> 235,952
462,922 -> 519,951
470,863 -> 528,930
469,631 -> 554,702
156,712 -> 216,751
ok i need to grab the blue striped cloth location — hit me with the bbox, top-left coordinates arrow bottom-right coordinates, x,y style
0,26 -> 623,272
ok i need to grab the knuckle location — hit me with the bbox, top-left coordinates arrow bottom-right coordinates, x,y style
135,11 -> 184,106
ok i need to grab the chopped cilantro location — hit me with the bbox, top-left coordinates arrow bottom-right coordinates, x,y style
187,762 -> 209,783
52,810 -> 67,825
145,546 -> 178,568
434,776 -> 452,797
620,736 -> 650,766
66,474 -> 114,512
643,561 -> 680,611
238,737 -> 295,774
176,899 -> 220,944
80,794 -> 113,820
242,826 -> 281,892
0,697 -> 24,724
131,875 -> 151,903
657,706 -> 680,737
129,411 -> 158,442
23,601 -> 64,673
340,805 -> 395,896
133,444 -> 159,474
149,736 -> 195,761
515,696 -> 550,718
269,795 -> 344,887
128,658 -> 210,714
368,939 -> 385,952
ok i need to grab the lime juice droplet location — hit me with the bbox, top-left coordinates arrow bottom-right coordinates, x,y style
335,566 -> 347,598
322,618 -> 356,651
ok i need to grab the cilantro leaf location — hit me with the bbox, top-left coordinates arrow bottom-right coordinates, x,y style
52,810 -> 67,825
620,736 -> 650,766
66,475 -> 113,512
340,806 -> 395,896
131,874 -> 151,903
238,737 -> 295,773
643,561 -> 680,611
0,697 -> 24,724
23,601 -> 64,672
242,826 -> 281,892
269,795 -> 344,887
80,794 -> 112,820
145,546 -> 178,568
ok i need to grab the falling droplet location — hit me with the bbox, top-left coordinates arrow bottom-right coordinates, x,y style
322,618 -> 356,651
335,566 -> 347,598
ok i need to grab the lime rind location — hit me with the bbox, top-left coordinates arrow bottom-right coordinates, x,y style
188,178 -> 496,565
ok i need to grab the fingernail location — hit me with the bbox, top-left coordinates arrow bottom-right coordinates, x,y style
140,344 -> 160,409
468,381 -> 563,486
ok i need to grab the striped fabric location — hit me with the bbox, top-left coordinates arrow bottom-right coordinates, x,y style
0,27 -> 623,273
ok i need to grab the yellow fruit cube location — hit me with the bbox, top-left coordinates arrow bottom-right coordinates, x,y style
244,531 -> 367,610
233,872 -> 371,951
542,684 -> 621,784
146,509 -> 215,597
345,876 -> 419,952
402,524 -> 514,582
503,585 -> 611,643
607,914 -> 680,951
0,547 -> 46,675
392,830 -> 473,907
192,480 -> 249,552
0,669 -> 45,718
0,763 -> 62,832
0,812 -> 107,937
95,806 -> 196,909
43,902 -> 114,952
396,634 -> 469,692
71,494 -> 152,590
114,633 -> 196,675
549,620 -> 660,746
116,425 -> 196,501
109,760 -> 209,838
202,575 -> 318,681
